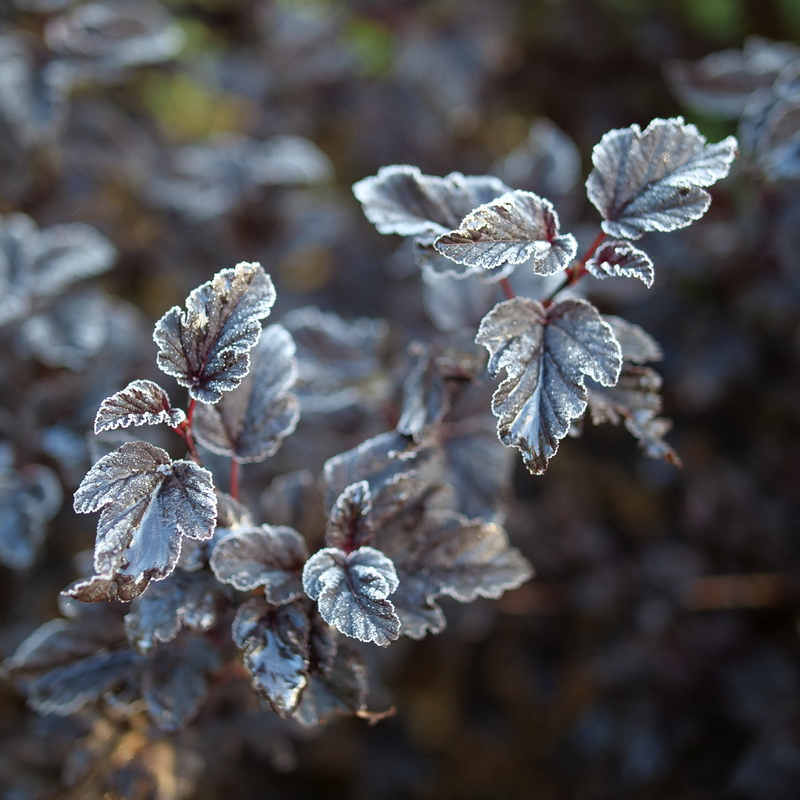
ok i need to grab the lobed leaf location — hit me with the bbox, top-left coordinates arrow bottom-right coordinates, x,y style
153,262 -> 276,404
302,546 -> 400,647
476,297 -> 621,474
72,441 -> 217,601
192,324 -> 300,462
210,524 -> 308,604
94,379 -> 185,435
434,190 -> 578,276
325,481 -> 373,551
585,239 -> 655,287
586,117 -> 738,240
232,597 -> 310,717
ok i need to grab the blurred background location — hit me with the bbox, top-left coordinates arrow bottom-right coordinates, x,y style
1,0 -> 800,797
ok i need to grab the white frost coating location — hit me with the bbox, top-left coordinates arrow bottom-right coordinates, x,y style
94,380 -> 185,435
586,117 -> 738,239
434,190 -> 578,276
302,546 -> 400,647
476,297 -> 622,475
585,240 -> 655,288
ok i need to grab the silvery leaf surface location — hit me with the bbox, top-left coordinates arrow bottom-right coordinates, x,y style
210,524 -> 308,604
397,343 -> 450,439
302,546 -> 400,647
325,481 -> 373,550
94,380 -> 185,435
586,117 -> 738,239
375,509 -> 532,639
232,597 -> 310,717
141,635 -> 219,732
124,569 -> 229,654
292,644 -> 367,727
154,262 -> 276,403
625,409 -> 682,466
72,441 -> 217,598
353,165 -> 510,238
603,316 -> 663,364
665,37 -> 800,118
192,324 -> 300,462
283,307 -> 388,414
434,191 -> 578,276
476,297 -> 621,474
0,463 -> 62,570
586,239 -> 655,287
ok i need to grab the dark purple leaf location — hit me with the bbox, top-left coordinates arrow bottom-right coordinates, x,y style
421,269 -> 498,333
154,262 -> 276,404
587,365 -> 664,427
625,409 -> 682,466
192,324 -> 300,462
375,510 -> 532,639
396,343 -> 450,439
232,597 -> 310,717
94,379 -> 185,435
586,240 -> 655,287
325,481 -> 373,550
124,569 -> 229,654
586,118 -> 738,239
476,297 -> 622,474
72,441 -> 217,601
210,524 -> 308,604
434,191 -> 578,276
302,546 -> 400,647
604,316 -> 663,364
141,635 -> 219,732
292,645 -> 367,727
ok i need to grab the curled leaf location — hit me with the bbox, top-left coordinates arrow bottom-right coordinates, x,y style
325,481 -> 373,550
302,546 -> 400,647
476,297 -> 621,474
94,379 -> 185,434
586,117 -> 738,239
585,239 -> 655,287
154,262 -> 276,403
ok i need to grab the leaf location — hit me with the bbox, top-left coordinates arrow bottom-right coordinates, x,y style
192,324 -> 300,462
396,343 -> 450,439
603,316 -> 663,364
94,380 -> 186,435
476,297 -> 622,474
292,645 -> 368,727
325,481 -> 373,550
302,546 -> 400,647
124,569 -> 229,654
586,117 -> 738,240
353,165 -> 510,238
585,239 -> 655,288
625,410 -> 682,466
210,524 -> 308,604
434,191 -> 578,276
72,441 -> 217,600
375,510 -> 533,639
153,262 -> 276,404
282,307 -> 389,414
232,597 -> 310,717
141,635 -> 219,732
587,365 -> 664,426
421,269 -> 498,333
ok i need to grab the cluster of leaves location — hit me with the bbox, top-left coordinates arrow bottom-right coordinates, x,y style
355,117 -> 737,474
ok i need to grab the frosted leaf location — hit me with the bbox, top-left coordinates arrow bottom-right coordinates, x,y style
62,573 -> 150,603
44,0 -> 185,69
124,569 -> 229,654
755,96 -> 800,181
626,409 -> 682,466
94,380 -> 185,435
154,262 -> 276,403
283,307 -> 389,414
325,481 -> 373,551
0,463 -> 62,570
302,546 -> 400,646
192,324 -> 300,462
232,598 -> 309,717
292,644 -> 367,727
210,524 -> 308,604
587,365 -> 663,426
353,165 -> 510,238
476,297 -> 622,474
586,118 -> 738,239
141,635 -> 219,732
586,240 -> 655,288
434,191 -> 578,276
665,37 -> 800,119
603,316 -> 663,364
376,510 -> 533,639
249,135 -> 334,186
396,344 -> 449,439
422,269 -> 498,332
72,441 -> 217,599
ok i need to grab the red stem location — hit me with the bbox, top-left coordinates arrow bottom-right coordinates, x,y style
230,459 -> 239,500
543,230 -> 607,307
499,277 -> 515,301
176,399 -> 200,463
578,230 -> 607,268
